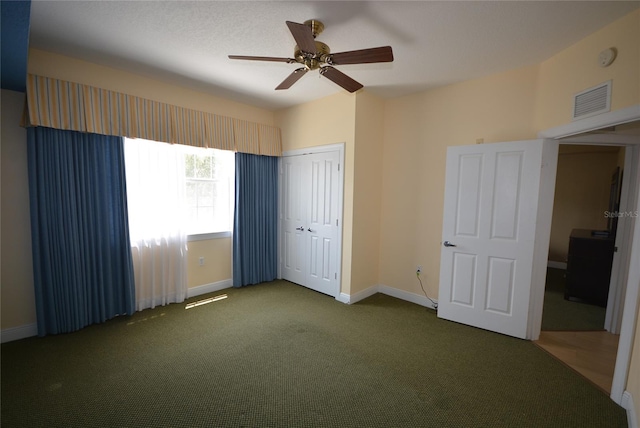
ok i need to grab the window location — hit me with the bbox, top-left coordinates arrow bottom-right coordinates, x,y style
124,138 -> 234,239
184,147 -> 234,235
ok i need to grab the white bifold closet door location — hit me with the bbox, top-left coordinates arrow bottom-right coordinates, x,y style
280,151 -> 340,297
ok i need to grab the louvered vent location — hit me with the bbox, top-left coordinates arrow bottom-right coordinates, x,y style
573,81 -> 611,120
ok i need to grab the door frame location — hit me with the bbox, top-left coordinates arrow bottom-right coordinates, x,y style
538,104 -> 640,405
277,143 -> 345,299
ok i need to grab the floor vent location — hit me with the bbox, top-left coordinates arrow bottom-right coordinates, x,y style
573,80 -> 611,121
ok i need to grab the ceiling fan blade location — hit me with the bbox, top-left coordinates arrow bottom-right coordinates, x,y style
320,66 -> 363,93
229,55 -> 294,63
286,21 -> 317,53
276,68 -> 309,90
329,46 -> 394,65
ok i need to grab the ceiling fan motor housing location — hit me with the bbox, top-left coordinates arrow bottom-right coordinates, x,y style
295,41 -> 330,70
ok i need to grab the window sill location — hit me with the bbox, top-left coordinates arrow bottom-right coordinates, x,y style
187,231 -> 231,241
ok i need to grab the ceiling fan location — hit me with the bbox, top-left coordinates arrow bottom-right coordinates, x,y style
228,20 -> 394,93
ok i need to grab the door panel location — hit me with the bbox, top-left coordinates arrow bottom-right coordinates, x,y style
455,154 -> 483,237
280,157 -> 305,285
491,152 -> 523,239
306,152 -> 339,294
485,257 -> 515,314
451,253 -> 476,306
283,231 -> 305,282
322,239 -> 331,280
309,235 -> 319,277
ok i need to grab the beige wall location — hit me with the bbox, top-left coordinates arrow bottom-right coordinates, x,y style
379,64 -> 539,299
274,92 -> 357,294
548,146 -> 620,262
1,89 -> 37,330
351,91 -> 384,295
535,9 -> 640,131
187,238 -> 232,288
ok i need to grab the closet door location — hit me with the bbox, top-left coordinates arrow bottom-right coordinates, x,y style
305,151 -> 340,295
280,155 -> 306,286
280,151 -> 340,297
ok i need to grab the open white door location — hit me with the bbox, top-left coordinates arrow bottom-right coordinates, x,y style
438,140 -> 558,339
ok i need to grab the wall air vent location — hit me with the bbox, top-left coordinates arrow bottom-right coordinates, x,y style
572,80 -> 611,121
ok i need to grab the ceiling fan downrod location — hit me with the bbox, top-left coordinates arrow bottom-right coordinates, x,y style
304,19 -> 324,38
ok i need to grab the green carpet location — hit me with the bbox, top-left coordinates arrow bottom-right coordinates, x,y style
2,280 -> 626,427
541,268 -> 607,331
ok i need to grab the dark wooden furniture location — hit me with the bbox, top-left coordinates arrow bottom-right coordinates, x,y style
565,229 -> 615,307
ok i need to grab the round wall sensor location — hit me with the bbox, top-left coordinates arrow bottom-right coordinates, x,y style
598,48 -> 617,67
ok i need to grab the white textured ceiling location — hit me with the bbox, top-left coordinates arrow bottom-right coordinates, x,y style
29,1 -> 640,110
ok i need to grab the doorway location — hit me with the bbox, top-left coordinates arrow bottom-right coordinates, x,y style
535,117 -> 640,400
536,144 -> 624,393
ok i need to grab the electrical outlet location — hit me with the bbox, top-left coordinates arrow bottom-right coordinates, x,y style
198,257 -> 205,266
416,265 -> 422,275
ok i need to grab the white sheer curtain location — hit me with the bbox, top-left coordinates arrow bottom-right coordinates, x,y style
124,138 -> 187,311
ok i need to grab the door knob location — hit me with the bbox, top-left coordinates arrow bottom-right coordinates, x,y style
296,226 -> 304,231
443,241 -> 457,247
307,228 -> 315,233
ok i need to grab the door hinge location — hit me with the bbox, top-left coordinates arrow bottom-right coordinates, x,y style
338,163 -> 340,171
336,219 -> 339,226
335,273 -> 337,279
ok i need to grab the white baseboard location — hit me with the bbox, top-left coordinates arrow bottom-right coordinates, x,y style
1,323 -> 37,343
336,284 -> 379,304
379,284 -> 438,310
622,391 -> 638,428
335,293 -> 350,304
547,261 -> 567,270
336,283 -> 438,310
187,279 -> 233,299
